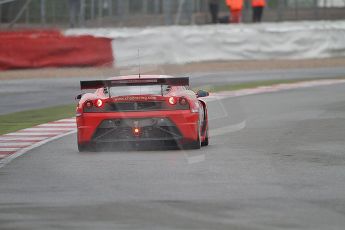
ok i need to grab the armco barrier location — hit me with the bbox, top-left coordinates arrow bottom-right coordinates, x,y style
0,30 -> 113,70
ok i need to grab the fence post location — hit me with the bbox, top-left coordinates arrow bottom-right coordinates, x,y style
154,0 -> 160,14
25,2 -> 29,25
294,0 -> 298,20
98,0 -> 103,24
313,0 -> 319,19
163,0 -> 173,25
40,0 -> 46,25
142,0 -> 148,14
68,0 -> 81,27
91,0 -> 95,20
277,0 -> 282,22
322,0 -> 326,19
80,0 -> 85,26
175,0 -> 184,24
117,0 -> 129,21
108,0 -> 113,17
0,4 -> 2,27
188,0 -> 194,23
51,0 -> 56,24
189,0 -> 194,23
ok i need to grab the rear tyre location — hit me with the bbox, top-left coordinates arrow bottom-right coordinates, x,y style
201,129 -> 209,146
78,143 -> 92,152
189,138 -> 201,149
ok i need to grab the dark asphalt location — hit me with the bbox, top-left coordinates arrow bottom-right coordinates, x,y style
1,83 -> 345,230
1,67 -> 345,115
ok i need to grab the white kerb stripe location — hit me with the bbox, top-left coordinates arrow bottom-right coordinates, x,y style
56,118 -> 75,122
38,123 -> 76,127
0,136 -> 47,141
23,128 -> 74,132
0,147 -> 21,151
5,132 -> 64,136
0,142 -> 34,147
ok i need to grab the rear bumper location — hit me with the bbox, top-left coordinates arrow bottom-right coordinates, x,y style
77,110 -> 199,145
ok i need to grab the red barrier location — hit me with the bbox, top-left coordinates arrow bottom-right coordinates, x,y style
0,30 -> 113,70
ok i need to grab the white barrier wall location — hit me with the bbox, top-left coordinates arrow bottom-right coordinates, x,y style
66,20 -> 345,67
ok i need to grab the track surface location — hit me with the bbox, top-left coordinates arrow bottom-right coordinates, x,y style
1,67 -> 345,115
1,82 -> 345,229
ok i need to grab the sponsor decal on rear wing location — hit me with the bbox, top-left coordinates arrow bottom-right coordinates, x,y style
80,77 -> 189,90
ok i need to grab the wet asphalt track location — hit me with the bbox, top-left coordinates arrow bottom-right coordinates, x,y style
1,81 -> 345,230
1,67 -> 345,115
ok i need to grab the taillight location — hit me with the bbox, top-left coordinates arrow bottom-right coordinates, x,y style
168,97 -> 177,105
96,99 -> 103,107
132,127 -> 141,137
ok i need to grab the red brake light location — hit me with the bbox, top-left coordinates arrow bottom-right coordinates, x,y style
168,97 -> 177,105
96,99 -> 103,107
133,127 -> 141,137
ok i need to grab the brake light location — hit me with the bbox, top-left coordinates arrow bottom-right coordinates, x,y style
96,99 -> 103,107
133,127 -> 141,137
168,97 -> 177,105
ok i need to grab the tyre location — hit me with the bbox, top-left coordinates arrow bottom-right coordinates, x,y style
78,142 -> 92,152
201,129 -> 209,146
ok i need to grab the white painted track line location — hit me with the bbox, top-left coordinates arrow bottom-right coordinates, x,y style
0,136 -> 48,141
0,147 -> 21,151
38,124 -> 76,127
23,128 -> 75,132
57,118 -> 75,122
0,142 -> 34,147
5,132 -> 65,136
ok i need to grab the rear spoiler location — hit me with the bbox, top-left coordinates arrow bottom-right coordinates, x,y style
80,77 -> 189,90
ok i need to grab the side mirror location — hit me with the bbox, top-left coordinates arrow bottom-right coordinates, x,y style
75,94 -> 83,100
196,90 -> 209,98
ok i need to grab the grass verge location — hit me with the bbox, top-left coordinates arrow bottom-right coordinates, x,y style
0,104 -> 76,135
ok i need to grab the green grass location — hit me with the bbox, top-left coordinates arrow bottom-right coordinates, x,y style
0,104 -> 76,135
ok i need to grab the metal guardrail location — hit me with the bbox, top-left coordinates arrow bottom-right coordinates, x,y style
0,0 -> 344,28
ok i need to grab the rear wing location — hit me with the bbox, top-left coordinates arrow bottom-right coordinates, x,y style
80,77 -> 189,90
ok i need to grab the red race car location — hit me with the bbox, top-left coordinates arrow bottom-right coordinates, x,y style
76,75 -> 209,151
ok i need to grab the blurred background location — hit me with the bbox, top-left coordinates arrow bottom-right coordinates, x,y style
1,0 -> 344,28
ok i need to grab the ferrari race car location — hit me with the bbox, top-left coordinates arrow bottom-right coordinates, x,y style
76,75 -> 209,151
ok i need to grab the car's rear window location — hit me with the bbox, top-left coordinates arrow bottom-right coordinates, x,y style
109,85 -> 170,97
